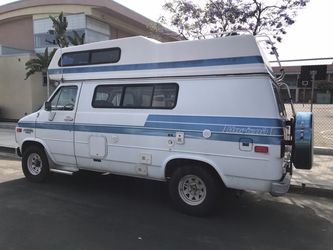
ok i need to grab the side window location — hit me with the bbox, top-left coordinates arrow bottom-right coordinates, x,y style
59,48 -> 121,66
49,86 -> 78,111
91,48 -> 121,64
92,83 -> 178,109
61,52 -> 89,66
152,84 -> 178,108
92,86 -> 123,108
123,86 -> 153,108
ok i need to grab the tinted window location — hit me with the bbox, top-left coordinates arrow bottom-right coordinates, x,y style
61,52 -> 89,66
273,84 -> 286,116
92,83 -> 178,109
49,86 -> 78,111
91,48 -> 121,64
59,48 -> 121,66
152,84 -> 178,108
92,86 -> 123,108
123,86 -> 154,108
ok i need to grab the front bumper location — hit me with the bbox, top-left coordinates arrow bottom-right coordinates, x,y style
270,172 -> 291,197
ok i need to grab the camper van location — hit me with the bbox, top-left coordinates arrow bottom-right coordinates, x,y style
15,35 -> 313,215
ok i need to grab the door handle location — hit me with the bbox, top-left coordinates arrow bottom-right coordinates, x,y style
64,116 -> 74,121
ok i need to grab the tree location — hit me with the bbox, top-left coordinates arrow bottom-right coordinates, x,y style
67,30 -> 85,46
25,12 -> 85,80
24,47 -> 56,80
161,0 -> 309,49
48,12 -> 69,48
48,12 -> 85,47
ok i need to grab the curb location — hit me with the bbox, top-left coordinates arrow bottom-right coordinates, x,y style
314,147 -> 333,156
0,124 -> 16,130
0,146 -> 19,160
0,146 -> 15,154
289,184 -> 333,198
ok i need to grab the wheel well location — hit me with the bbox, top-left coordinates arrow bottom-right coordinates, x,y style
165,158 -> 224,185
22,141 -> 45,155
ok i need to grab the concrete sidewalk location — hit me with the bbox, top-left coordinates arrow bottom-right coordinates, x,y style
0,122 -> 332,193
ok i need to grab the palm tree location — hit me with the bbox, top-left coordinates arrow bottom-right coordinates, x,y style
25,47 -> 56,80
68,30 -> 85,45
48,12 -> 68,48
25,12 -> 84,81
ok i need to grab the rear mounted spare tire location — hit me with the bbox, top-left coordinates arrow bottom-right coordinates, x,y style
292,112 -> 313,170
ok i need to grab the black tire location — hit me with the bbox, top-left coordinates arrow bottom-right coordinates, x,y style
169,165 -> 220,216
22,146 -> 49,182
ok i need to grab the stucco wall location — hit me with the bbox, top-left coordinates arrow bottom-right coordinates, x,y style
0,16 -> 34,51
0,54 -> 47,120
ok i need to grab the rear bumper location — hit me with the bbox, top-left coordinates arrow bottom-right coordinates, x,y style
270,172 -> 291,197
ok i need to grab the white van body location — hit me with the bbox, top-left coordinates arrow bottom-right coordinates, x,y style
16,35 -> 312,215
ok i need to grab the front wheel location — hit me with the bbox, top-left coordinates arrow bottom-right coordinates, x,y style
169,165 -> 220,216
22,146 -> 49,182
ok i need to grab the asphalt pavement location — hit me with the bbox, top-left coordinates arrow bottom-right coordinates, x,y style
0,122 -> 332,249
0,157 -> 332,250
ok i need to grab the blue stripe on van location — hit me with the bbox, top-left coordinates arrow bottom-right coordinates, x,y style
48,56 -> 264,75
144,121 -> 283,137
18,114 -> 283,145
146,115 -> 283,127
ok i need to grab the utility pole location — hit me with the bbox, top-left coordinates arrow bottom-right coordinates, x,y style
310,70 -> 316,112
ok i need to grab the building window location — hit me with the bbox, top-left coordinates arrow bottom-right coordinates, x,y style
283,74 -> 298,86
33,14 -> 110,51
87,16 -> 110,36
34,29 -> 86,49
85,29 -> 110,43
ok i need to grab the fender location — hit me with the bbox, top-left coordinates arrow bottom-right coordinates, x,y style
162,153 -> 227,185
21,138 -> 57,165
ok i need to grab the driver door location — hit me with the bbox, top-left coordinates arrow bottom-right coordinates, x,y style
36,84 -> 81,166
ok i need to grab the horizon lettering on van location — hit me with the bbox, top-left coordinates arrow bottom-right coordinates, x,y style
223,126 -> 272,136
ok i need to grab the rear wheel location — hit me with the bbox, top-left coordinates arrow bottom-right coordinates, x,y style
169,165 -> 220,216
22,146 -> 49,182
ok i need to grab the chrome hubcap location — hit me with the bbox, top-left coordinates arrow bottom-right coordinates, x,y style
27,153 -> 42,175
178,175 -> 207,206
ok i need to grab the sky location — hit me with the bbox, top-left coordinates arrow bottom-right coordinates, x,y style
0,0 -> 332,61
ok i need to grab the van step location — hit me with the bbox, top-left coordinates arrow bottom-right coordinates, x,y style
50,169 -> 74,175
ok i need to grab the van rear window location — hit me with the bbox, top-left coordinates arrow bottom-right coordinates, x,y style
273,84 -> 286,116
92,83 -> 178,109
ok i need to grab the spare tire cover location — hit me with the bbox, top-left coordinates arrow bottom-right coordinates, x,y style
292,112 -> 313,170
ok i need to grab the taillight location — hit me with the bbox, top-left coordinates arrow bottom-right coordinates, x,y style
255,146 -> 269,153
16,127 -> 22,133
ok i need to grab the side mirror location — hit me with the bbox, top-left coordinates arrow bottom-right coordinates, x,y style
45,101 -> 52,111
